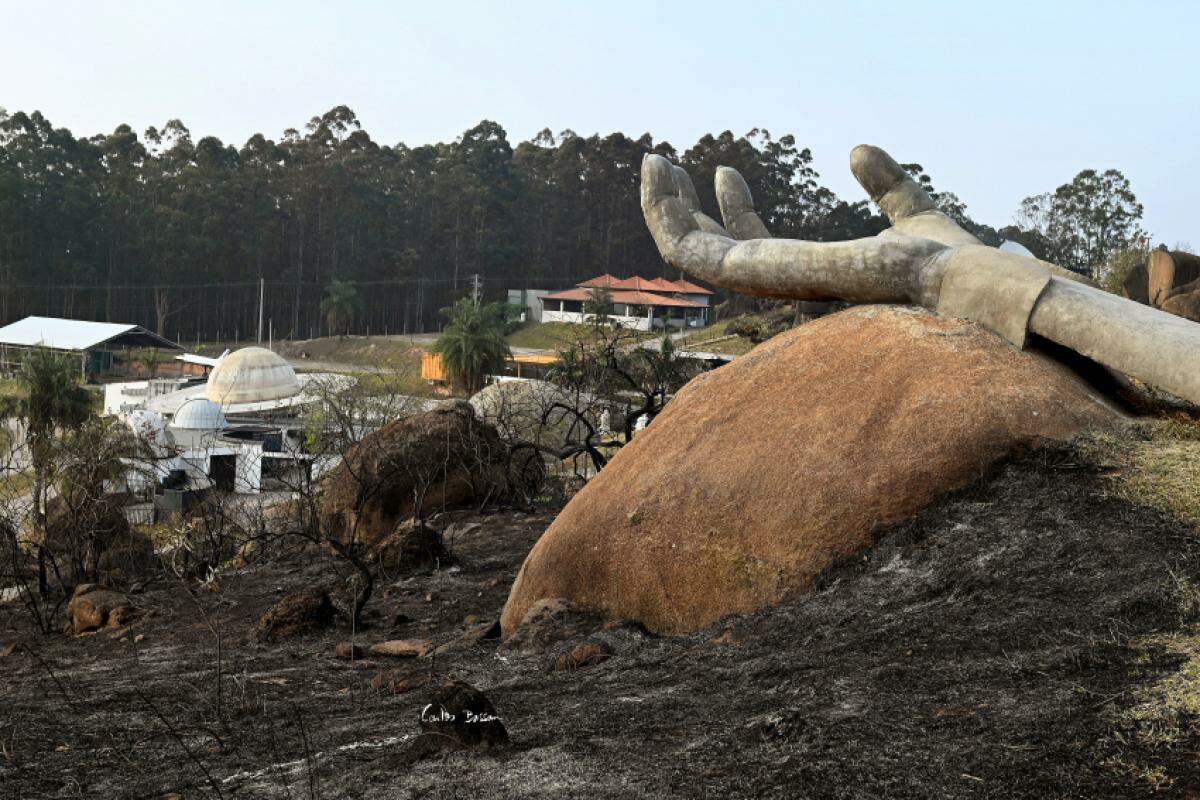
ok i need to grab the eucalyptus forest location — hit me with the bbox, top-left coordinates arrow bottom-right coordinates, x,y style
0,104 -> 1144,340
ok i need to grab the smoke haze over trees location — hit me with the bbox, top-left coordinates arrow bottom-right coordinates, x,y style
0,105 -> 1146,339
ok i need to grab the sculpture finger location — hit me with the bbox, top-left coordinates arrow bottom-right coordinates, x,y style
643,154 -> 945,303
715,166 -> 772,240
642,154 -> 737,276
671,165 -> 728,235
849,145 -> 937,222
850,145 -> 981,247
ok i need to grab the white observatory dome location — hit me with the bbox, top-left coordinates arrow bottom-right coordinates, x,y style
204,347 -> 300,404
170,397 -> 229,430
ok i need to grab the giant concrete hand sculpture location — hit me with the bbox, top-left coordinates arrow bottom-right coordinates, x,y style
642,147 -> 1200,406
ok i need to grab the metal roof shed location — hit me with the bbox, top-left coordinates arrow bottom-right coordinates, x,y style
0,316 -> 182,379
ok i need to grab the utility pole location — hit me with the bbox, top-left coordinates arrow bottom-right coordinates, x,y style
257,277 -> 265,343
470,273 -> 482,307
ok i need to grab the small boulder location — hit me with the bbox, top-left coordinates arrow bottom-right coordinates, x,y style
371,671 -> 431,695
334,641 -> 365,660
469,378 -> 579,450
32,493 -> 154,585
253,590 -> 334,642
464,620 -> 501,644
553,641 -> 613,672
66,584 -> 137,635
95,529 -> 156,584
710,628 -> 747,647
441,521 -> 482,549
366,517 -> 447,574
418,679 -> 508,748
369,638 -> 432,658
499,597 -> 603,655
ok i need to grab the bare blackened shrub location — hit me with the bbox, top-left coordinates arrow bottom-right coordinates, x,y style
0,414 -> 158,631
46,416 -> 156,585
523,325 -> 702,476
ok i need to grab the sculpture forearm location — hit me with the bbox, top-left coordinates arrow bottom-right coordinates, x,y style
1029,278 -> 1200,403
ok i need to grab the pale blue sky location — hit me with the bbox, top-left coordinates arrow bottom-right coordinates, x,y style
4,0 -> 1198,244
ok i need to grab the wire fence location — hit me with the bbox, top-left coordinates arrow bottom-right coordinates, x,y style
0,273 -> 583,345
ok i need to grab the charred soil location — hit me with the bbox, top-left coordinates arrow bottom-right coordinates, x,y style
3,442 -> 1200,798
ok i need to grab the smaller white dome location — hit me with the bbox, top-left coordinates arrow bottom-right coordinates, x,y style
171,398 -> 228,430
999,240 -> 1036,259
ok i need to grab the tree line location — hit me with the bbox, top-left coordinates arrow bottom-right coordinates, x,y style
0,104 -> 1149,341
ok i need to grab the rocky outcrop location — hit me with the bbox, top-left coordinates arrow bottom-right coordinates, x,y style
1147,249 -> 1200,306
1161,291 -> 1200,324
502,306 -> 1121,637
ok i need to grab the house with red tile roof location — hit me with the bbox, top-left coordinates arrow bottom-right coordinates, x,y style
539,274 -> 712,331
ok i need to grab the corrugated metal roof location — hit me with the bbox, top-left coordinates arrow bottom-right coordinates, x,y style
0,316 -> 181,351
176,351 -> 225,367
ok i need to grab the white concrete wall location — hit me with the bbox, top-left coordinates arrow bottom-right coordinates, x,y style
541,309 -> 652,331
103,378 -> 189,415
508,289 -> 550,323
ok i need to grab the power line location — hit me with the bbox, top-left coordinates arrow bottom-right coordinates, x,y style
0,274 -> 582,292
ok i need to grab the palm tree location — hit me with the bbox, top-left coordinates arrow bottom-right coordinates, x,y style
583,287 -> 615,327
320,279 -> 362,337
7,347 -> 93,594
434,298 -> 511,393
142,348 -> 163,378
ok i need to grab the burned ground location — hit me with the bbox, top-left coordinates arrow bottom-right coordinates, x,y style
3,441 -> 1200,798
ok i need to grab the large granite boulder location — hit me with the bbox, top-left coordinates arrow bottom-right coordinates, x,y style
501,306 -> 1121,636
322,403 -> 541,546
1148,249 -> 1200,306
